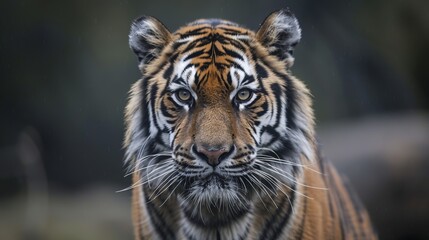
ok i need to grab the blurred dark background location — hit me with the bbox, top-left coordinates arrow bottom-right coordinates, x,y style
1,0 -> 428,239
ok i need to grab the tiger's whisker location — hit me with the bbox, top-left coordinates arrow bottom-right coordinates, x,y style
253,169 -> 296,214
146,166 -> 175,188
243,176 -> 268,210
248,174 -> 278,208
257,155 -> 322,174
253,162 -> 314,198
159,179 -> 182,208
148,175 -> 178,202
257,161 -> 328,191
125,159 -> 173,177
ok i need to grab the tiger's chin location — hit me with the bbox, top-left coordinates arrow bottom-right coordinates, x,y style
177,174 -> 253,227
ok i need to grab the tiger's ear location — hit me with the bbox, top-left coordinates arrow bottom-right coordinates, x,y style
256,9 -> 301,66
129,16 -> 172,65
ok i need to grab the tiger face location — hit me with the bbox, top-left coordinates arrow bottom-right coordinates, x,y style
125,9 -> 315,225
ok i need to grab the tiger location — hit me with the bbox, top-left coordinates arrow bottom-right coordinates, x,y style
123,9 -> 377,240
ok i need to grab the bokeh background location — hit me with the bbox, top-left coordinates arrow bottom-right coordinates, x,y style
1,0 -> 428,239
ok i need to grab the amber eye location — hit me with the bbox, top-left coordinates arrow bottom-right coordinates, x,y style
176,89 -> 192,103
236,89 -> 252,102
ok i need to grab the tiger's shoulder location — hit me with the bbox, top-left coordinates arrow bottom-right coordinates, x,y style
300,147 -> 378,239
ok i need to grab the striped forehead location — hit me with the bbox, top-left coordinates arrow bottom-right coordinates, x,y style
171,54 -> 255,92
171,23 -> 255,90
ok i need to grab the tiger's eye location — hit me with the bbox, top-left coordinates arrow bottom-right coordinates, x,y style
177,89 -> 191,102
236,89 -> 252,102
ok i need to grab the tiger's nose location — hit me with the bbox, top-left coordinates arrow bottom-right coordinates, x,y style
193,144 -> 234,166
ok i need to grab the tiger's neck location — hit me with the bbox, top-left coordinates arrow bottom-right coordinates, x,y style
136,184 -> 256,240
132,170 -> 311,240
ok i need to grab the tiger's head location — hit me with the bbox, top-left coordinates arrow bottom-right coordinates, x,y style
125,9 -> 315,223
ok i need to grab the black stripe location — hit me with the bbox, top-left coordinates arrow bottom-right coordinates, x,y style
213,44 -> 226,57
241,75 -> 256,85
171,41 -> 187,51
168,52 -> 179,65
160,101 -> 174,118
247,128 -> 258,144
181,41 -> 199,53
149,83 -> 162,131
140,77 -> 150,135
228,38 -> 247,52
163,64 -> 174,80
293,195 -> 307,240
178,26 -> 210,39
285,76 -> 298,130
270,83 -> 283,129
251,96 -> 268,117
278,138 -> 297,158
258,186 -> 296,240
184,49 -> 206,61
144,193 -> 176,240
224,47 -> 243,61
196,73 -> 209,90
272,190 -> 296,239
256,62 -> 268,79
258,58 -> 299,131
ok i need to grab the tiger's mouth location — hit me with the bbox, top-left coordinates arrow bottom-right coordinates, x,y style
175,160 -> 254,182
177,171 -> 252,212
178,170 -> 233,189
187,174 -> 230,195
175,163 -> 254,202
200,172 -> 227,185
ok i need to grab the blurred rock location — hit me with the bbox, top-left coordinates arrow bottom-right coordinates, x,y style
319,112 -> 429,240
